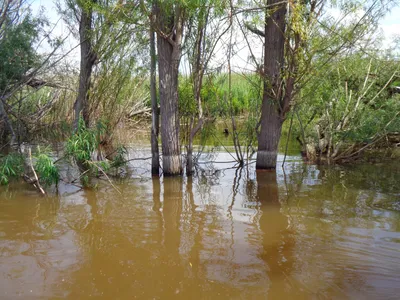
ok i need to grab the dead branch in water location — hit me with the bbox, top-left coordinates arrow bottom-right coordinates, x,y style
87,161 -> 122,195
22,148 -> 46,195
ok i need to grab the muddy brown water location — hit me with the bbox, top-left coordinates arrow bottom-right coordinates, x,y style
0,150 -> 400,299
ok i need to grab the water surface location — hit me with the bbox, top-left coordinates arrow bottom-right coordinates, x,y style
0,152 -> 399,299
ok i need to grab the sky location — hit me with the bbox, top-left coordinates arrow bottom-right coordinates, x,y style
29,0 -> 400,71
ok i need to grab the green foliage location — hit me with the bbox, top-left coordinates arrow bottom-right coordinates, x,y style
66,118 -> 100,162
0,153 -> 25,185
199,74 -> 260,117
298,50 -> 400,157
81,174 -> 90,187
0,6 -> 43,92
110,146 -> 128,168
65,118 -> 127,181
91,160 -> 111,177
34,152 -> 60,186
179,77 -> 197,117
200,76 -> 227,116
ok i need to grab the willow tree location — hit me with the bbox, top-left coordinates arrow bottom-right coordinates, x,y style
255,0 -> 288,169
63,0 -> 98,130
60,0 -> 98,130
245,0 -> 309,169
62,0 -> 143,133
251,0 -> 391,169
153,1 -> 186,175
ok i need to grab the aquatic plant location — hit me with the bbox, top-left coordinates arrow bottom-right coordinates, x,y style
110,146 -> 128,168
0,153 -> 25,185
65,117 -> 100,163
34,152 -> 60,186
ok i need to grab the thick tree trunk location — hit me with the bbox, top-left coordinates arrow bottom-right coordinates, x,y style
150,25 -> 160,176
256,100 -> 283,169
256,0 -> 287,169
157,36 -> 182,175
73,3 -> 96,131
155,4 -> 183,176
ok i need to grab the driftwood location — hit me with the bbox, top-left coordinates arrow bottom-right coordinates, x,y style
127,107 -> 152,118
22,148 -> 46,195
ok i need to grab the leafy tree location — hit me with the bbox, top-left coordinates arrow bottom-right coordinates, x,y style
243,0 -> 395,169
0,0 -> 44,144
151,0 -> 187,175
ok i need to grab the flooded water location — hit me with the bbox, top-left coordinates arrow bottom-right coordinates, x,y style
0,151 -> 400,299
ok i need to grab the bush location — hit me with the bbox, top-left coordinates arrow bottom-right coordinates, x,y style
34,152 -> 59,186
0,153 -> 25,185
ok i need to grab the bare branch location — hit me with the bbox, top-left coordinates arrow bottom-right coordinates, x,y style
244,22 -> 265,37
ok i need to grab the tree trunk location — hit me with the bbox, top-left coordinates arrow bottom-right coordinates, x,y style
73,2 -> 97,131
186,118 -> 203,176
186,60 -> 205,175
155,4 -> 183,176
187,137 -> 194,176
186,14 -> 206,176
256,100 -> 283,169
157,35 -> 182,175
150,24 -> 160,176
256,0 -> 287,170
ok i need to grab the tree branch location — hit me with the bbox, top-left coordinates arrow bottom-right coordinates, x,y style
244,22 -> 265,37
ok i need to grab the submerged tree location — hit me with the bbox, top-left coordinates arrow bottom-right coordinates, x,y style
153,0 -> 185,175
255,0 -> 288,169
248,0 -> 394,169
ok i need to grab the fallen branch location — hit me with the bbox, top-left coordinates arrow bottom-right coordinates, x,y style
127,107 -> 152,118
88,161 -> 122,195
124,156 -> 152,163
23,148 -> 46,195
333,135 -> 385,161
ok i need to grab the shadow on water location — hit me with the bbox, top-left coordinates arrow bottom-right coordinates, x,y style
0,155 -> 400,299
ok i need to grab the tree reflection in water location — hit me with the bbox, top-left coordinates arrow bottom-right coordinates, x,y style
1,158 -> 400,299
256,170 -> 310,299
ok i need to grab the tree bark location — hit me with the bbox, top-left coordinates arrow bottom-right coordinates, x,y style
155,3 -> 183,176
256,0 -> 287,169
73,2 -> 97,131
150,23 -> 160,176
257,101 -> 283,169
